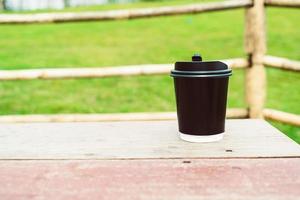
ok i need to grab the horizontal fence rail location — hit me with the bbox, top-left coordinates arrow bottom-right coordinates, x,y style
1,55 -> 299,81
2,109 -> 299,126
265,0 -> 300,7
0,58 -> 247,81
0,109 -> 248,123
0,0 -> 252,24
263,109 -> 300,127
263,55 -> 300,71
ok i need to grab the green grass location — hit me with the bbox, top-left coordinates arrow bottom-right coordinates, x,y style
0,12 -> 245,69
0,2 -> 299,143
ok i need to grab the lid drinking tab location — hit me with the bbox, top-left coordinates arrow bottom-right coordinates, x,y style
192,53 -> 202,61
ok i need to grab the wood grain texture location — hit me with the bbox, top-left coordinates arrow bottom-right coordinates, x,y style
0,109 -> 248,123
0,119 -> 299,159
0,158 -> 299,200
0,0 -> 252,24
0,58 -> 247,81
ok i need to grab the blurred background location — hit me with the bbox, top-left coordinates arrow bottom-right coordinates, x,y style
1,0 -> 136,11
0,0 -> 299,142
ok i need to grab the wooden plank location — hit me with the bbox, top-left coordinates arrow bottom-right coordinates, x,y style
0,58 -> 247,81
0,119 -> 299,159
265,0 -> 300,7
0,109 -> 248,123
0,0 -> 252,24
0,158 -> 299,200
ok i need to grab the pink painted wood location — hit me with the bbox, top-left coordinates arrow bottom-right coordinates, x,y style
0,158 -> 299,200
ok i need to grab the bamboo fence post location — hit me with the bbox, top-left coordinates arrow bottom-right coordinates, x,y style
244,0 -> 266,118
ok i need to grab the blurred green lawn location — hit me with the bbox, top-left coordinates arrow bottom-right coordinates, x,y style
0,1 -> 299,143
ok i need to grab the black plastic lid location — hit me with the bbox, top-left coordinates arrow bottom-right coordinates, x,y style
170,54 -> 232,78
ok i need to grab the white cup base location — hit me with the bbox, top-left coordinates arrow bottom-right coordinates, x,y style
179,132 -> 224,143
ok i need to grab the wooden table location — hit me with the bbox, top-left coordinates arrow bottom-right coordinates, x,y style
0,119 -> 299,199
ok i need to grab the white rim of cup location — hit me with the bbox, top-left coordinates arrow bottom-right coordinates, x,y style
179,132 -> 224,143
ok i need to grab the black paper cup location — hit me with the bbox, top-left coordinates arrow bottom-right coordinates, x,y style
170,54 -> 232,142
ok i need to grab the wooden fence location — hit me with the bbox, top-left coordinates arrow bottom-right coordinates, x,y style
0,0 -> 299,126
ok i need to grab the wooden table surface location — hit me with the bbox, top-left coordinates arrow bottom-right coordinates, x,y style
0,119 -> 299,200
